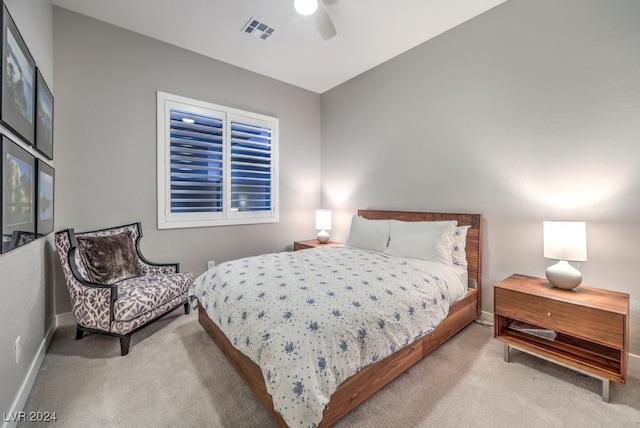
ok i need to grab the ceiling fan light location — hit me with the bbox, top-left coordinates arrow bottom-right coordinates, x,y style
294,0 -> 318,16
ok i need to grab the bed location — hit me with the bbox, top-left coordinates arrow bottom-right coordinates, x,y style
191,210 -> 482,427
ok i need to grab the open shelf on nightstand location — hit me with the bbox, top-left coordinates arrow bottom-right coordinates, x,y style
497,320 -> 623,380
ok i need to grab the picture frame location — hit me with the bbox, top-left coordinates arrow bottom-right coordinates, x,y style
36,159 -> 53,237
1,3 -> 36,146
35,68 -> 53,159
1,134 -> 35,253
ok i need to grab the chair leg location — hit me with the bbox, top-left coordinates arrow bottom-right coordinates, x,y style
120,335 -> 131,356
184,301 -> 191,314
75,326 -> 85,340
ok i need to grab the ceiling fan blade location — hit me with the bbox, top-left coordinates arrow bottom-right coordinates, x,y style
315,4 -> 337,40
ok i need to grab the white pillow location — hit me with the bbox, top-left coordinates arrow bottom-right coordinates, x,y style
452,225 -> 471,269
384,220 -> 457,265
345,215 -> 390,252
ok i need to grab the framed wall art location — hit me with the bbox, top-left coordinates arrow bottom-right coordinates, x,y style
1,134 -> 35,253
35,68 -> 53,159
1,3 -> 35,146
36,158 -> 53,236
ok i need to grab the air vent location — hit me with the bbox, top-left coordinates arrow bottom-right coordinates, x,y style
241,17 -> 275,41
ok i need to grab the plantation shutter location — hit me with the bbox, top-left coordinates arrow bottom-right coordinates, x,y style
169,109 -> 224,214
229,120 -> 273,213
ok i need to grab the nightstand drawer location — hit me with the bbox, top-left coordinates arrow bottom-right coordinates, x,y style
495,288 -> 625,349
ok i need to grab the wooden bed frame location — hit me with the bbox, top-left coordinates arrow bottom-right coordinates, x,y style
197,210 -> 482,427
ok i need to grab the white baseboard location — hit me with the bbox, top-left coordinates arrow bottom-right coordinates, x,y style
56,312 -> 75,327
45,317 -> 57,349
478,310 -> 640,373
479,310 -> 493,324
1,313 -> 73,428
2,338 -> 47,428
629,353 -> 640,373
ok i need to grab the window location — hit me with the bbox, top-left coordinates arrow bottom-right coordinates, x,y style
157,92 -> 278,229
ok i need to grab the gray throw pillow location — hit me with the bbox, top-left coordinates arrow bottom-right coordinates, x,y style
77,232 -> 142,285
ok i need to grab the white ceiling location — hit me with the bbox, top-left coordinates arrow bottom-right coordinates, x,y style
52,0 -> 508,94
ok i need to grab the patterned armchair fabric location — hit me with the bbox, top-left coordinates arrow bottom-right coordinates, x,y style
55,222 -> 193,355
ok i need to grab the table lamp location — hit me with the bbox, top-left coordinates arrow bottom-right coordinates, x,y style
316,209 -> 332,244
543,221 -> 587,289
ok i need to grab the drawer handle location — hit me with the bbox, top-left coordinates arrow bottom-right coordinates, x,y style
547,312 -> 552,317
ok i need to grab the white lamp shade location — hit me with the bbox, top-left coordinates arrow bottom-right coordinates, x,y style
294,0 -> 318,16
543,221 -> 587,262
316,210 -> 332,230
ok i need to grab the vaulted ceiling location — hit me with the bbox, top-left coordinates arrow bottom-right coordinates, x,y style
52,0 -> 508,93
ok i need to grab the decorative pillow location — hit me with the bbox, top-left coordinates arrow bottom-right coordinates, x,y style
452,225 -> 471,269
383,220 -> 457,265
77,232 -> 142,285
345,215 -> 390,252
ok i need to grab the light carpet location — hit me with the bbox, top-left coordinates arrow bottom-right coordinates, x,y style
18,310 -> 640,427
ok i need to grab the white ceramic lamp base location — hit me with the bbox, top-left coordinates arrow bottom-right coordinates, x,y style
317,230 -> 330,244
546,260 -> 582,289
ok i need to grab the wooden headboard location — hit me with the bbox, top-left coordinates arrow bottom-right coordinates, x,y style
357,209 -> 483,293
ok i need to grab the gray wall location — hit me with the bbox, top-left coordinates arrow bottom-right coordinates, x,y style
0,0 -> 54,421
52,8 -> 322,314
321,0 -> 640,354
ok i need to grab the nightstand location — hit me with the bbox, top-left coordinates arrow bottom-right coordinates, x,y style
293,239 -> 341,251
494,274 -> 629,402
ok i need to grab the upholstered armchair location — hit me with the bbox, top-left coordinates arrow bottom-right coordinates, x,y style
55,222 -> 193,355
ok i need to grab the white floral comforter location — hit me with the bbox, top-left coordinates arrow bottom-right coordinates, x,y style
190,246 -> 466,427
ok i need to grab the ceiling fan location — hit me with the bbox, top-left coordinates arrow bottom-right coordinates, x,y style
294,0 -> 339,40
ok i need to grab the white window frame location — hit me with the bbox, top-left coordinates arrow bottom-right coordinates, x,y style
157,91 -> 279,229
